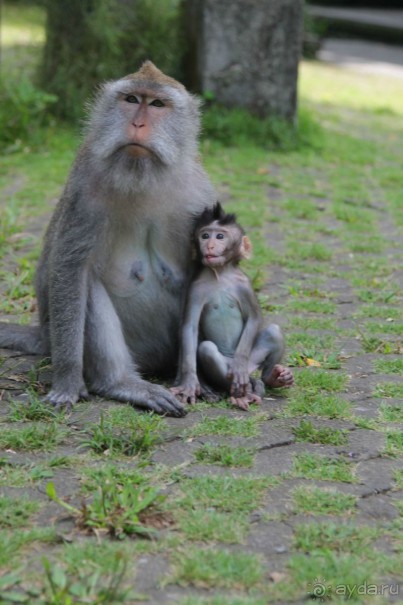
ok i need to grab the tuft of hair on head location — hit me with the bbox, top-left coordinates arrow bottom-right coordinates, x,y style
193,202 -> 242,235
124,60 -> 185,91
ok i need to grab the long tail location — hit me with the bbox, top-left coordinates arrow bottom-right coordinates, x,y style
0,323 -> 49,355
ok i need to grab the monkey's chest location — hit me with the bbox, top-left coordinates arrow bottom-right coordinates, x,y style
102,246 -> 184,299
99,247 -> 185,371
200,293 -> 244,357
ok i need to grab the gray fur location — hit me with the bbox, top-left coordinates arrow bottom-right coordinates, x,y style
0,63 -> 216,415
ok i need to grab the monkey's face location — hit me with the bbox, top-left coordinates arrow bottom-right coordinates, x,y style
198,222 -> 243,268
88,70 -> 201,172
119,90 -> 171,160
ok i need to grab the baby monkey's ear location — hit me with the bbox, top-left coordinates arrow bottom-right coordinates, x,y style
240,236 -> 253,260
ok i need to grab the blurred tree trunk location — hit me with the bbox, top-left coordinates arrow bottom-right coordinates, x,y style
39,0 -> 183,121
38,0 -> 102,120
182,0 -> 304,121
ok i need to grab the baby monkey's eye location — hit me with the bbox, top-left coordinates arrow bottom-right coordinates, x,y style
201,233 -> 210,239
216,233 -> 224,239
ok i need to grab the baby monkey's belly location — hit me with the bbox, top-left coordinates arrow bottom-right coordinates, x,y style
200,294 -> 244,357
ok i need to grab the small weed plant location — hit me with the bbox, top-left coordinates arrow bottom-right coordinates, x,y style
46,479 -> 164,539
81,410 -> 164,456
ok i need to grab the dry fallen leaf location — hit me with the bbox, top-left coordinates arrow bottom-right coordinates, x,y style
269,571 -> 286,583
304,357 -> 321,367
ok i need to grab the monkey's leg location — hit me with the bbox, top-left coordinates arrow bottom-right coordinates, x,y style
249,324 -> 294,388
197,341 -> 231,391
0,323 -> 49,355
198,341 -> 261,411
84,280 -> 186,417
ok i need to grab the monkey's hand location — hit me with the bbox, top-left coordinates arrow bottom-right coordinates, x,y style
227,357 -> 250,397
170,377 -> 201,405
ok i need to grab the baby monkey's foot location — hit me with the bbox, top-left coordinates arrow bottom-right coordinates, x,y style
263,364 -> 294,388
230,392 -> 262,411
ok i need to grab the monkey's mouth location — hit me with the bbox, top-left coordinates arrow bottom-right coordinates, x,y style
124,143 -> 152,158
204,255 -> 223,265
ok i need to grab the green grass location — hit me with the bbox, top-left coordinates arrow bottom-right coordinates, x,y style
0,458 -> 70,487
292,420 -> 348,445
0,423 -> 68,451
285,241 -> 332,262
384,431 -> 403,457
287,332 -> 336,351
293,522 -> 378,553
355,304 -> 401,320
288,315 -> 335,330
81,409 -> 165,456
374,383 -> 403,399
170,547 -> 264,590
378,403 -> 403,423
295,369 -> 348,392
283,392 -> 352,419
194,443 -> 256,467
292,486 -> 357,516
394,469 -> 403,489
46,477 -> 164,539
374,358 -> 403,375
177,510 -> 249,543
184,414 -> 265,438
7,391 -> 59,422
0,527 -> 57,568
363,321 -> 403,335
171,474 -> 277,545
79,464 -> 148,494
287,552 -> 378,603
180,597 -> 267,605
292,453 -> 356,483
0,495 -> 40,528
174,475 -> 277,515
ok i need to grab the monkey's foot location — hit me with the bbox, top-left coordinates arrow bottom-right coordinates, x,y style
250,377 -> 265,398
170,386 -> 196,405
199,383 -> 221,403
230,392 -> 262,411
45,385 -> 89,413
263,365 -> 294,388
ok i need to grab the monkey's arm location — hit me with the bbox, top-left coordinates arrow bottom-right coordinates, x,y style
171,286 -> 204,404
45,198 -> 99,409
228,287 -> 262,396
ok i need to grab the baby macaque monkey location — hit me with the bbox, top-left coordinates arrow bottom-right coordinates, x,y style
171,203 -> 293,410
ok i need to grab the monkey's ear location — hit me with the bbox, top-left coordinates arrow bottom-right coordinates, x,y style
240,236 -> 252,260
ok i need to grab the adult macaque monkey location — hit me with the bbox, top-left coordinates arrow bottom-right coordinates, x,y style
0,61 -> 217,416
171,203 -> 294,410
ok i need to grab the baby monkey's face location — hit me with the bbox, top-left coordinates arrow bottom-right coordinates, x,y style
198,221 -> 243,268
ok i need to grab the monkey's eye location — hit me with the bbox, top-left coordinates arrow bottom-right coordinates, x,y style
216,233 -> 224,240
125,95 -> 140,104
201,233 -> 210,239
150,99 -> 165,107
